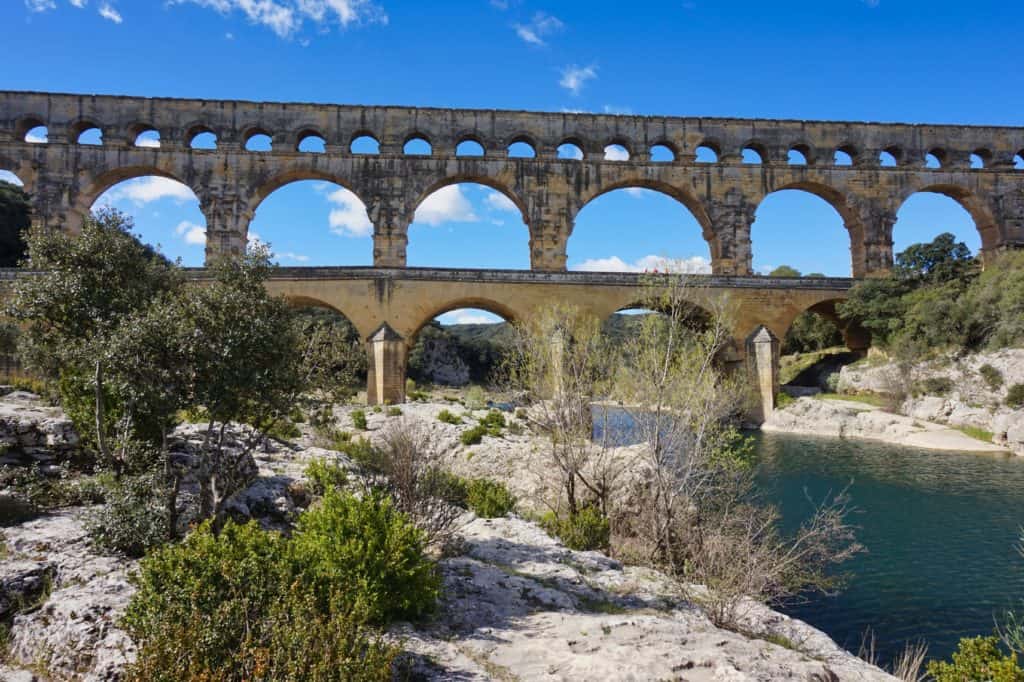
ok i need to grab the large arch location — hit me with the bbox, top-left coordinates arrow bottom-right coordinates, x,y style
569,182 -> 715,274
406,178 -> 531,269
408,297 -> 521,345
407,302 -> 512,387
780,297 -> 869,355
751,183 -> 859,277
894,184 -> 998,256
250,177 -> 374,266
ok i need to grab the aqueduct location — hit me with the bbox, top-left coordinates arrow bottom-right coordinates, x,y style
2,91 -> 1023,416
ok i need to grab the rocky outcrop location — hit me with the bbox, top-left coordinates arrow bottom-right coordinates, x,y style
0,390 -> 79,466
413,335 -> 471,386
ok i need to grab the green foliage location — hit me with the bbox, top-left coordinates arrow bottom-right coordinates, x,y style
303,458 -> 349,495
407,321 -> 510,386
464,385 -> 487,410
350,409 -> 368,430
782,310 -> 843,355
1007,384 -> 1024,409
916,375 -> 954,396
86,473 -> 170,558
337,436 -> 383,472
768,265 -> 801,278
293,306 -> 367,403
289,488 -> 440,623
386,406 -> 402,417
775,391 -> 795,409
478,409 -> 506,435
895,232 -> 977,285
437,408 -> 462,425
980,363 -> 1005,390
0,180 -> 32,267
123,508 -> 411,681
421,470 -> 469,509
926,636 -> 1024,682
459,424 -> 488,446
539,506 -> 610,551
466,478 -> 517,518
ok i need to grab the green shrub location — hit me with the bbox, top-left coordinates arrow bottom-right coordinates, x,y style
371,405 -> 382,413
350,409 -> 368,430
478,409 -> 506,436
405,378 -> 417,395
1007,384 -> 1024,408
466,478 -> 516,518
86,473 -> 169,558
917,375 -> 954,396
464,386 -> 486,411
386,406 -> 402,417
460,424 -> 488,446
265,418 -> 301,441
540,506 -> 610,551
775,392 -> 795,409
926,636 -> 1024,682
304,458 -> 349,495
980,363 -> 1004,390
422,469 -> 469,509
824,372 -> 841,393
515,407 -> 528,420
437,409 -> 462,425
338,437 -> 383,472
290,488 -> 440,623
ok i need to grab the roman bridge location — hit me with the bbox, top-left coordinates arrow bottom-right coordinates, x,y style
251,266 -> 858,418
1,91 -> 1023,278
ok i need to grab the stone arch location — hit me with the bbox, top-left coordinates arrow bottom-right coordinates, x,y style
402,131 -> 433,156
895,183 -> 1000,253
574,179 -> 714,241
410,175 -> 529,225
242,126 -> 273,151
250,169 -> 368,212
455,134 -> 486,156
14,115 -> 47,141
184,122 -> 218,149
505,133 -> 538,157
295,127 -> 327,151
406,297 -> 520,346
74,165 -> 196,215
649,141 -> 677,162
280,294 -> 374,340
787,143 -> 813,165
349,130 -> 380,154
741,140 -> 769,164
69,119 -> 103,143
779,296 -> 870,354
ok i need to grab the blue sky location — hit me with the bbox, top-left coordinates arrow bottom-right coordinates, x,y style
3,0 -> 1022,322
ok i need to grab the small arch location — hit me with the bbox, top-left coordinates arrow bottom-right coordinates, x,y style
245,129 -> 273,152
0,169 -> 25,187
969,150 -> 989,169
350,133 -> 380,155
650,144 -> 675,162
879,149 -> 899,167
895,185 -> 995,255
604,143 -> 630,161
695,144 -> 719,163
408,306 -> 510,386
15,116 -> 47,143
507,140 -> 536,158
24,125 -> 48,144
557,140 -> 584,160
741,143 -> 764,164
74,122 -> 103,146
133,129 -> 161,148
187,126 -> 218,150
925,149 -> 945,169
1015,153 -> 1024,170
456,138 -> 485,157
296,129 -> 326,153
834,149 -> 854,166
788,147 -> 809,165
410,298 -> 518,346
404,136 -> 432,156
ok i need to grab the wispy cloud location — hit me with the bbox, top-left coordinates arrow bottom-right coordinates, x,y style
169,0 -> 387,39
485,190 -> 518,213
25,0 -> 56,11
604,144 -> 629,161
175,220 -> 206,245
323,186 -> 373,237
0,171 -> 24,187
572,254 -> 712,274
106,177 -> 195,205
438,309 -> 503,325
514,11 -> 562,46
414,185 -> 477,226
98,2 -> 121,22
559,64 -> 596,95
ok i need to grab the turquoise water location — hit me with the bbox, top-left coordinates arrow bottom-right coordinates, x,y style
755,431 -> 1024,666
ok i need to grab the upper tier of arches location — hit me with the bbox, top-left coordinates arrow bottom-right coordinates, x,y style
4,92 -> 1023,171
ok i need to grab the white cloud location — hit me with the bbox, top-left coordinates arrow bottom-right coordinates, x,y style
69,0 -> 87,7
559,64 -> 596,95
169,0 -> 386,39
106,177 -> 195,205
514,11 -> 562,46
25,130 -> 47,143
276,251 -> 310,263
0,171 -> 24,187
98,2 -> 121,22
485,190 -> 518,213
572,254 -> 712,274
624,187 -> 649,197
602,105 -> 632,115
135,136 -> 160,148
558,143 -> 584,160
414,185 -> 477,226
25,0 -> 56,12
604,145 -> 629,161
175,221 -> 207,246
439,309 -> 503,325
225,31 -> 234,38
324,187 -> 373,237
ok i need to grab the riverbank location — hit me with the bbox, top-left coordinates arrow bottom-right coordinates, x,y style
764,396 -> 1010,453
0,393 -> 893,681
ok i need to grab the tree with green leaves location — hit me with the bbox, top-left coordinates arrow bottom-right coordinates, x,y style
0,180 -> 31,267
768,265 -> 801,278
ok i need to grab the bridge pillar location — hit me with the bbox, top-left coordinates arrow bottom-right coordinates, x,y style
199,189 -> 254,263
31,173 -> 85,235
368,194 -> 412,267
373,232 -> 407,268
529,220 -> 569,271
746,326 -> 780,423
366,323 -> 407,405
708,202 -> 755,275
850,205 -> 896,277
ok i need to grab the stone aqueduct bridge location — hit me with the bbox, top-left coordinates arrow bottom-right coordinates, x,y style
2,91 -> 1023,413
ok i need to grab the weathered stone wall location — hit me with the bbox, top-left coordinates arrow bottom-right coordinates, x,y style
2,90 -> 1023,275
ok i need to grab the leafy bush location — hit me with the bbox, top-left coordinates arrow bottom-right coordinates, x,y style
466,478 -> 516,518
926,636 -> 1024,682
824,372 -> 841,393
337,437 -> 383,472
775,391 -> 795,409
86,473 -> 169,557
1008,384 -> 1024,409
304,458 -> 349,495
464,385 -> 486,410
437,409 -> 462,425
540,506 -> 610,551
459,424 -> 487,446
290,488 -> 440,623
980,363 -> 1004,390
917,375 -> 954,396
478,409 -> 506,435
422,470 -> 469,509
350,409 -> 368,430
386,406 -> 402,417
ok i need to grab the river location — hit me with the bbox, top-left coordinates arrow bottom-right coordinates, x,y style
755,431 -> 1024,667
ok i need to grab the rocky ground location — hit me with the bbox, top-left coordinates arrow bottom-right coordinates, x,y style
0,392 -> 894,681
772,347 -> 1024,455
